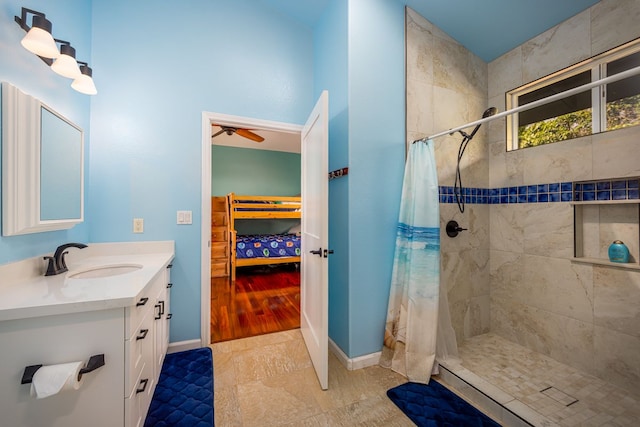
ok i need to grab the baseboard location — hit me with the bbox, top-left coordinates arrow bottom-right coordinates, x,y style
167,339 -> 202,354
329,338 -> 381,371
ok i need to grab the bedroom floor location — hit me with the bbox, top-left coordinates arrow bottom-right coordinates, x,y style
211,264 -> 300,343
211,329 -> 415,426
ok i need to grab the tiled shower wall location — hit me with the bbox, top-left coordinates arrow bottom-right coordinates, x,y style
407,0 -> 640,396
406,8 -> 491,345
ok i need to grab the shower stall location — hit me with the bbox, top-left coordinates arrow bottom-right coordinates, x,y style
405,4 -> 640,426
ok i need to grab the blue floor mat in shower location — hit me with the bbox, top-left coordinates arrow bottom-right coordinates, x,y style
387,380 -> 501,426
144,347 -> 214,427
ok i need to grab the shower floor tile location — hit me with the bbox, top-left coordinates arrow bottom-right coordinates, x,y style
446,333 -> 640,426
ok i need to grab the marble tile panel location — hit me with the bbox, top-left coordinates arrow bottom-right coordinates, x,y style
523,203 -> 574,258
591,126 -> 640,180
464,294 -> 491,338
229,328 -> 300,352
406,10 -> 434,85
433,34 -> 474,96
488,46 -> 523,99
486,94 -> 507,145
406,79 -> 434,136
591,0 -> 640,56
490,204 -> 525,253
236,366 -> 324,427
598,204 -> 639,262
521,136 -> 593,185
316,394 -> 415,427
593,326 -> 640,397
593,266 -> 640,337
439,205 -> 490,253
490,298 -> 595,374
233,336 -> 312,384
441,248 -> 489,301
213,385 -> 243,427
489,143 -> 523,187
522,255 -> 594,323
489,249 -> 524,302
212,349 -> 237,390
579,205 -> 600,259
521,10 -> 591,83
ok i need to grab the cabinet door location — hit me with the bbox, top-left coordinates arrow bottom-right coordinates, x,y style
0,309 -> 125,427
153,267 -> 171,379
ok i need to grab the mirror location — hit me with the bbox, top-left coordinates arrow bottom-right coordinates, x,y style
2,82 -> 84,235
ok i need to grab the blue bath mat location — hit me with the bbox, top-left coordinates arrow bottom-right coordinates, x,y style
144,347 -> 214,427
387,381 -> 500,426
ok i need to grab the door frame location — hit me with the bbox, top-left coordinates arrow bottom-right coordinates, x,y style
200,111 -> 303,346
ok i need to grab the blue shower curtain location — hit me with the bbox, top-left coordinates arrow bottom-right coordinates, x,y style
380,139 -> 441,384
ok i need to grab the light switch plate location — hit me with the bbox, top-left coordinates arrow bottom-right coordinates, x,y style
133,218 -> 144,233
177,210 -> 192,225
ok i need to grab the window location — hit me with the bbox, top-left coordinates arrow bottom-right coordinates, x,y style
507,38 -> 640,150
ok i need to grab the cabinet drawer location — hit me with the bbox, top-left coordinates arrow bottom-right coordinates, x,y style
125,308 -> 153,395
125,359 -> 154,427
211,226 -> 228,242
125,273 -> 162,339
211,197 -> 226,212
211,212 -> 227,226
211,242 -> 228,259
211,260 -> 228,277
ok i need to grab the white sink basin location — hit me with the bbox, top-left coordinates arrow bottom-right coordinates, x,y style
68,264 -> 143,279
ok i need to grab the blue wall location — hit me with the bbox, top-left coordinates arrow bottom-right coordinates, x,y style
347,0 -> 405,357
89,0 -> 314,342
1,0 -> 408,359
314,0 -> 351,354
0,0 -> 91,264
211,146 -> 300,197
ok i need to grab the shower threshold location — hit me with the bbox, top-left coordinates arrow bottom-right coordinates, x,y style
436,333 -> 640,426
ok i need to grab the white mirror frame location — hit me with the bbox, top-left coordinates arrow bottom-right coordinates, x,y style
2,82 -> 84,236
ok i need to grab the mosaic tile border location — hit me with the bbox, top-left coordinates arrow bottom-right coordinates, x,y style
439,178 -> 640,205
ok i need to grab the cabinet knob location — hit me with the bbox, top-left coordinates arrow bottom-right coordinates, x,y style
136,297 -> 149,307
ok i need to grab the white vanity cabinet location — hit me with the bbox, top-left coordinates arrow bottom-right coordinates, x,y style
0,249 -> 173,427
125,265 -> 172,427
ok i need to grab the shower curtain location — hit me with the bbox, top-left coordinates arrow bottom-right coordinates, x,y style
380,139 -> 458,384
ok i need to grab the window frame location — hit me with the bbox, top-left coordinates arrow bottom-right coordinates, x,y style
506,38 -> 640,151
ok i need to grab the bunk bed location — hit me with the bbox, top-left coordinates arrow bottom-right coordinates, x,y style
227,193 -> 302,281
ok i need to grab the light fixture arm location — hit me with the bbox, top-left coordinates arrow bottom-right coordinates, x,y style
14,7 -> 44,32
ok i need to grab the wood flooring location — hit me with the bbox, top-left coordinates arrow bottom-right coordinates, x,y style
210,265 -> 300,343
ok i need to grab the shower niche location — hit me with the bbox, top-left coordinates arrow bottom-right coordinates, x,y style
571,178 -> 640,270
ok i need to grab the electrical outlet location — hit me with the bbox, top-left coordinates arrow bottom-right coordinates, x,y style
133,218 -> 144,233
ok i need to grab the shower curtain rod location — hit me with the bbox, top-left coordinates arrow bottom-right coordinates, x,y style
415,64 -> 640,143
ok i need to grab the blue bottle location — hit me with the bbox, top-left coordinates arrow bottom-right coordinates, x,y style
608,240 -> 630,263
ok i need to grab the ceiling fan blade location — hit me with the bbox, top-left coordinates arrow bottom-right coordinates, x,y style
211,129 -> 226,138
235,128 -> 264,142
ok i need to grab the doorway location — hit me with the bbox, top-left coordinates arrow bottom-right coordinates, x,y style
200,112 -> 303,345
202,91 -> 329,389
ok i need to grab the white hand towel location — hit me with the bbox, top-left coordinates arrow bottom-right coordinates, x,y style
30,361 -> 84,399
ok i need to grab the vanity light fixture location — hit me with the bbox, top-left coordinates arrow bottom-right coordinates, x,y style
72,63 -> 97,95
14,7 -> 97,95
51,43 -> 81,78
15,9 -> 59,59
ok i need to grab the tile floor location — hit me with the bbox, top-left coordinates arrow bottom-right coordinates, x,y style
445,333 -> 640,427
211,329 -> 417,426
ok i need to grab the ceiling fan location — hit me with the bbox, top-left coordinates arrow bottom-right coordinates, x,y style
211,124 -> 264,142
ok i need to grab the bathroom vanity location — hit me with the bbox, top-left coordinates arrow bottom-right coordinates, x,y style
0,241 -> 174,427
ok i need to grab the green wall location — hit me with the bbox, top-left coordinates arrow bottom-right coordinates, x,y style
212,146 -> 301,235
211,146 -> 301,196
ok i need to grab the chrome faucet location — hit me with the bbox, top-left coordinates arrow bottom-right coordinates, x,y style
44,243 -> 88,276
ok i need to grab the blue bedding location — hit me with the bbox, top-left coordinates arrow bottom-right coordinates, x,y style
236,234 -> 301,259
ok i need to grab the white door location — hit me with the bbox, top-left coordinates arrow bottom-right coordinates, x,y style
300,91 -> 329,390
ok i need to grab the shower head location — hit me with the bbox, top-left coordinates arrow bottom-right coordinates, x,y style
466,107 -> 498,139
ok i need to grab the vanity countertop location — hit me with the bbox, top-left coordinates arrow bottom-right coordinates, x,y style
0,241 -> 175,322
